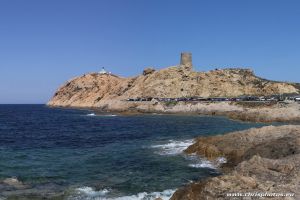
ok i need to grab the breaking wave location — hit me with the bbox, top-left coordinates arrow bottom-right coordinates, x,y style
151,139 -> 194,155
188,160 -> 215,169
70,187 -> 109,200
111,189 -> 175,200
188,155 -> 227,169
86,113 -> 117,117
152,139 -> 227,169
71,187 -> 175,200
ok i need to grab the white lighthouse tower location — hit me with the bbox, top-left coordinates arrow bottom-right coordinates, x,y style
99,67 -> 108,74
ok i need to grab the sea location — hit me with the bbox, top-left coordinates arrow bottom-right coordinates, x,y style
0,104 -> 266,200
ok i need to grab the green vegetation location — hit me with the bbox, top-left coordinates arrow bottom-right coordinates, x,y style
164,101 -> 178,107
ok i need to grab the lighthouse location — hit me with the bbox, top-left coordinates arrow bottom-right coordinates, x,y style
99,67 -> 108,74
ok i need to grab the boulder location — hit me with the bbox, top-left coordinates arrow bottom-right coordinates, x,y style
1,177 -> 27,189
171,125 -> 300,200
143,67 -> 155,76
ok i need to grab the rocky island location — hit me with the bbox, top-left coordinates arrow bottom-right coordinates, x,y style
48,53 -> 300,122
48,53 -> 300,199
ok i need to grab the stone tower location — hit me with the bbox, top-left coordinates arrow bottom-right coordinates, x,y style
180,52 -> 192,71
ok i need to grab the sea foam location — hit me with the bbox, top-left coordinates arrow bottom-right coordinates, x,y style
151,139 -> 226,169
112,189 -> 175,200
86,113 -> 117,117
188,155 -> 227,169
188,160 -> 215,169
151,139 -> 194,155
72,187 -> 175,200
76,186 -> 109,197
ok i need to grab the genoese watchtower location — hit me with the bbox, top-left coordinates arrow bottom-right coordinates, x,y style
180,52 -> 192,71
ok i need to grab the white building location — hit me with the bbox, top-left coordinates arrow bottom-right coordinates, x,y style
99,67 -> 108,74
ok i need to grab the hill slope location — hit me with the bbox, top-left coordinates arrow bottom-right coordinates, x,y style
47,66 -> 299,109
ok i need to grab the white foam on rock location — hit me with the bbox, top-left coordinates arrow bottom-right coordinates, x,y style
216,157 -> 227,165
189,160 -> 215,169
74,187 -> 109,199
188,156 -> 227,169
72,187 -> 175,200
151,139 -> 227,169
112,189 -> 175,200
151,139 -> 194,155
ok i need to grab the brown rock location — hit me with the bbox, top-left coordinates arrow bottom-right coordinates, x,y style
143,67 -> 155,76
184,141 -> 222,159
47,59 -> 300,122
48,67 -> 299,109
171,125 -> 300,200
2,177 -> 27,189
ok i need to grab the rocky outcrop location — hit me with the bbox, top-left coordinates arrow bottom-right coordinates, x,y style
48,65 -> 299,110
0,178 -> 66,199
1,178 -> 27,190
48,73 -> 131,108
227,102 -> 300,122
143,67 -> 156,76
171,125 -> 300,200
47,64 -> 300,122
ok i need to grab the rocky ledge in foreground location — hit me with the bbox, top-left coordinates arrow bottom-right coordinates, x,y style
171,125 -> 300,200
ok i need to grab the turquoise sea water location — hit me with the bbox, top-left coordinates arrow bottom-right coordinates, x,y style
0,105 -> 266,199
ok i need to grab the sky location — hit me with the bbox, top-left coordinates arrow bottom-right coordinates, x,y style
0,0 -> 300,104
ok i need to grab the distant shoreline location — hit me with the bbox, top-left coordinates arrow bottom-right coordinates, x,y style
48,101 -> 300,123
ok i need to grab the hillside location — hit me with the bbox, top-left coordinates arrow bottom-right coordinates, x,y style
47,64 -> 299,109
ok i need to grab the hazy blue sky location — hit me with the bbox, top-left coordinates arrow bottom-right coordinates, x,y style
1,0 -> 300,103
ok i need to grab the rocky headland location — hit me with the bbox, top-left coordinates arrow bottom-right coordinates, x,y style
47,53 -> 300,122
171,125 -> 300,200
47,53 -> 300,200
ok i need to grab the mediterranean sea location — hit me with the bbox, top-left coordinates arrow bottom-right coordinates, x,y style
0,105 -> 265,199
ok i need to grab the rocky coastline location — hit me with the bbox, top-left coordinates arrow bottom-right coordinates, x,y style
171,125 -> 300,200
47,56 -> 300,199
50,100 -> 300,123
48,104 -> 300,200
47,60 -> 300,123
